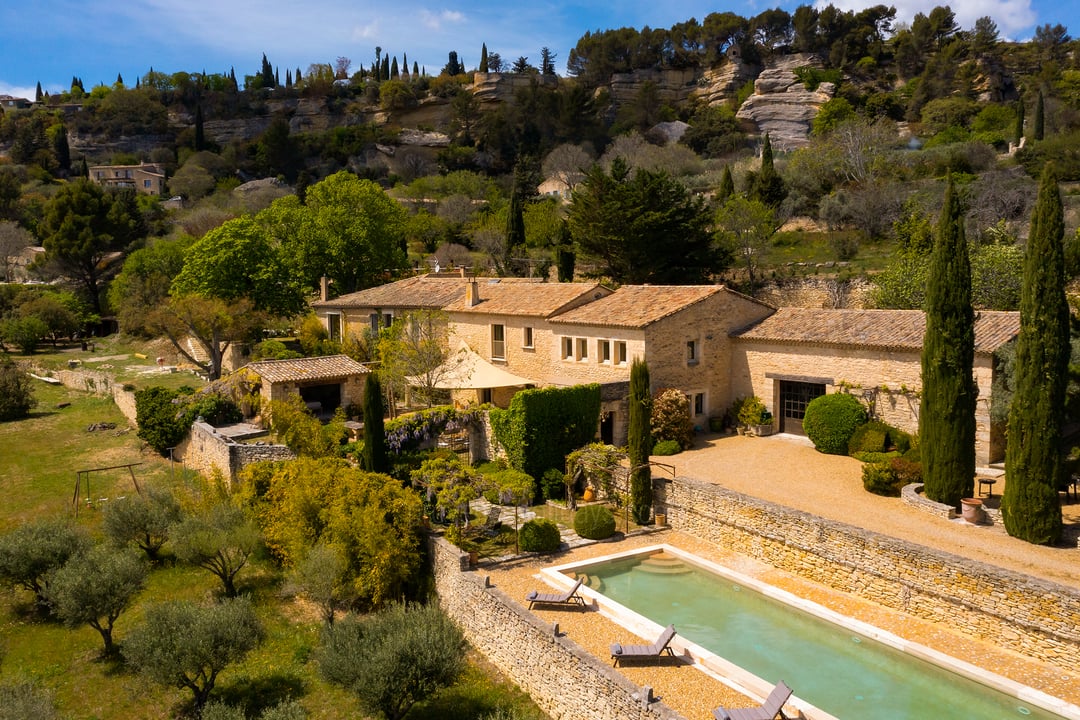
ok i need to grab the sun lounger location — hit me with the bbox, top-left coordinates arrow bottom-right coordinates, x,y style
609,624 -> 676,666
713,680 -> 793,720
526,577 -> 585,610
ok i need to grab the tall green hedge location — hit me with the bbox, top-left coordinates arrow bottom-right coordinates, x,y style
490,384 -> 600,484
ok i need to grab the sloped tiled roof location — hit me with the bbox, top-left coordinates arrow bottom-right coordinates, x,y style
311,274 -> 543,310
243,355 -> 370,384
445,282 -> 611,317
550,285 -> 760,328
732,308 -> 1020,354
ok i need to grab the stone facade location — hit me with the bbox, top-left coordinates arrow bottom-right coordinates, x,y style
656,476 -> 1080,671
730,339 -> 1002,464
431,536 -> 685,720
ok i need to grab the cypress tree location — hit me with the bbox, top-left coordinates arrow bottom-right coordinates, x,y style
1014,100 -> 1024,146
919,177 -> 976,507
285,69 -> 292,88
718,165 -> 735,201
381,57 -> 390,81
391,57 -> 399,80
194,105 -> 205,151
480,43 -> 489,73
556,221 -> 575,282
629,358 -> 652,524
1003,165 -> 1068,544
1034,90 -> 1045,141
52,121 -> 71,172
414,62 -> 420,78
505,163 -> 527,275
362,373 -> 389,474
35,81 -> 43,102
751,133 -> 786,208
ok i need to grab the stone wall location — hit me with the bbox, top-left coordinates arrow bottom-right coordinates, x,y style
431,536 -> 685,720
177,422 -> 295,482
656,476 -> 1080,671
28,364 -> 139,426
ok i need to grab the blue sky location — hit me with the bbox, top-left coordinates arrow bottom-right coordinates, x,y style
1,0 -> 1075,99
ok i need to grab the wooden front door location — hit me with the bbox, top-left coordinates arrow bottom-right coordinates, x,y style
779,381 -> 826,435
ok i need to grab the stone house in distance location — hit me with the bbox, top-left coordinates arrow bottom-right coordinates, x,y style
242,355 -> 370,419
312,274 -> 1020,465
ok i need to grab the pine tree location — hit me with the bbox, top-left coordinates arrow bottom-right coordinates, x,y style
1014,100 -> 1025,146
479,43 -> 489,73
629,359 -> 652,524
1034,91 -> 1045,141
718,165 -> 735,201
1003,165 -> 1068,544
541,47 -> 557,76
919,177 -> 975,507
363,373 -> 389,474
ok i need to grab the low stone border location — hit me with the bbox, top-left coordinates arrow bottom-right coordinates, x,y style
900,482 -> 956,519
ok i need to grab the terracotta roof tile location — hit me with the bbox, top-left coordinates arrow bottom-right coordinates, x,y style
312,274 -> 544,310
732,308 -> 1020,354
551,285 -> 750,328
243,355 -> 370,383
445,282 -> 611,317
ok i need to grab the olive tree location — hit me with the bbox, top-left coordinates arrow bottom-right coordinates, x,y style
102,486 -> 182,561
0,518 -> 88,610
45,544 -> 147,655
317,603 -> 465,720
123,597 -> 263,711
171,503 -> 261,597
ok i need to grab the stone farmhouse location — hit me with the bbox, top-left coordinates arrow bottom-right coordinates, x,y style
312,274 -> 1020,465
88,162 -> 167,195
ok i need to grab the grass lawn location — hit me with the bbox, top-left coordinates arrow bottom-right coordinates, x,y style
0,368 -> 550,720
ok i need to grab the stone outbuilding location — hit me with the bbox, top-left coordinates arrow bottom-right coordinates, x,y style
242,354 -> 370,419
731,308 -> 1021,464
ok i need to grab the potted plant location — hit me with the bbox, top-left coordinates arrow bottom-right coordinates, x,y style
735,396 -> 772,436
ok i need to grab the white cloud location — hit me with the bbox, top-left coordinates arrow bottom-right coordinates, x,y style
352,21 -> 381,41
0,82 -> 39,100
814,0 -> 1036,37
420,9 -> 466,31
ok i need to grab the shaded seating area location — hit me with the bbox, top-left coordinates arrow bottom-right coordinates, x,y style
713,680 -> 793,720
609,623 -> 677,666
526,577 -> 585,610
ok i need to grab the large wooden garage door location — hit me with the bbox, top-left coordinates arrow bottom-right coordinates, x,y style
779,381 -> 826,435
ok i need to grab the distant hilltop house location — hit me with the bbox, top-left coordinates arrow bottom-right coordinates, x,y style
312,274 -> 1021,465
537,177 -> 572,203
88,162 -> 166,195
0,95 -> 32,110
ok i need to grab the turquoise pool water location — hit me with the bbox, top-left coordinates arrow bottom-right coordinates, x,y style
578,552 -> 1066,720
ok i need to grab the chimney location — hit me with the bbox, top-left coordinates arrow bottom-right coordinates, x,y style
465,280 -> 480,307
320,276 -> 329,302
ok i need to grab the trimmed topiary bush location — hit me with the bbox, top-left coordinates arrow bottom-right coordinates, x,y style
862,456 -> 923,496
652,439 -> 682,456
848,420 -> 913,456
574,505 -> 616,540
519,518 -> 561,552
803,393 -> 867,455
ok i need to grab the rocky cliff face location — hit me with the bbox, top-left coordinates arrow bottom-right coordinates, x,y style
606,67 -> 699,106
690,58 -> 758,107
735,53 -> 835,151
471,72 -> 558,104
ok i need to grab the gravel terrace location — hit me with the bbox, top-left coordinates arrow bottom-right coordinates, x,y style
481,433 -> 1080,720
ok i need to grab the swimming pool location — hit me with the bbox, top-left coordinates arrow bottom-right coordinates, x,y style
543,545 -> 1080,720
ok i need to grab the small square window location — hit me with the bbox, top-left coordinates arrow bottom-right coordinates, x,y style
615,341 -> 627,365
599,339 -> 611,363
523,327 -> 534,348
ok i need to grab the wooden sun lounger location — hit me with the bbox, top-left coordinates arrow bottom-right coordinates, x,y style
609,624 -> 676,666
713,680 -> 793,720
526,576 -> 585,610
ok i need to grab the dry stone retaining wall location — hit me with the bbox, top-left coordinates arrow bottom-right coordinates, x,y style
657,476 -> 1080,670
431,537 -> 685,720
177,422 -> 295,483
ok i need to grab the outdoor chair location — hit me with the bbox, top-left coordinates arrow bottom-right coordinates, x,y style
609,623 -> 676,666
526,577 -> 585,610
713,680 -> 793,720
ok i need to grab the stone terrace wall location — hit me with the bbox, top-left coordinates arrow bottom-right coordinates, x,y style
431,537 -> 685,720
656,476 -> 1080,671
28,364 -> 139,425
177,422 -> 295,482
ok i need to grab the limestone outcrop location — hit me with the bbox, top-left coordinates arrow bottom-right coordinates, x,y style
735,54 -> 835,150
690,58 -> 758,107
471,72 -> 558,104
606,67 -> 699,107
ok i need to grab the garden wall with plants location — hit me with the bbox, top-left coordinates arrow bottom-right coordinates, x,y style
656,475 -> 1080,672
430,536 -> 685,720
